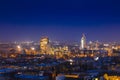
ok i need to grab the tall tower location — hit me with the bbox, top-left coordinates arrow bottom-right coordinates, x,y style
80,34 -> 86,50
40,37 -> 49,54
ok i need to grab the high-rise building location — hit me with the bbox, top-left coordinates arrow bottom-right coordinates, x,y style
80,34 -> 87,50
40,37 -> 49,54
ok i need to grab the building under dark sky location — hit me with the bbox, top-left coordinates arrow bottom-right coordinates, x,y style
0,0 -> 120,42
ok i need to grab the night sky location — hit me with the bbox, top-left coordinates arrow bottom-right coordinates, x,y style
0,0 -> 120,42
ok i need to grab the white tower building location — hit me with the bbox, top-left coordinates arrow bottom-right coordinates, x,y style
80,34 -> 86,50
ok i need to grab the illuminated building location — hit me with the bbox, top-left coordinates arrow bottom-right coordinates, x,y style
80,34 -> 86,50
40,37 -> 50,54
104,74 -> 120,80
94,40 -> 99,50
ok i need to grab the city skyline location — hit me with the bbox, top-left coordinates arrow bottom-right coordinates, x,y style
0,0 -> 120,42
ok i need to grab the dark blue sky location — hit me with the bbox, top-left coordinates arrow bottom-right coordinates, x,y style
0,0 -> 120,42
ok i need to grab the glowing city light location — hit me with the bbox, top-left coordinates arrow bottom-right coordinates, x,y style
31,47 -> 35,50
95,78 -> 99,80
94,57 -> 99,61
17,45 -> 21,49
69,59 -> 73,62
17,45 -> 22,52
